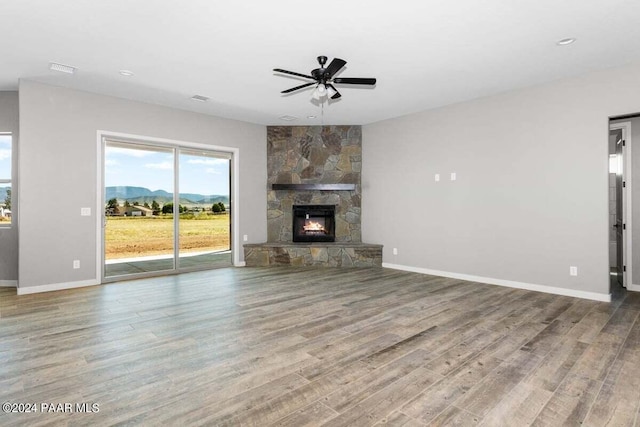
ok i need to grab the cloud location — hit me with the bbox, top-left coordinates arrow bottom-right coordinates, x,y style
105,159 -> 119,166
205,168 -> 221,175
145,161 -> 173,170
187,158 -> 228,166
0,149 -> 10,161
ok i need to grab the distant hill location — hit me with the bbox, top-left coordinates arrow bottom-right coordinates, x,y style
105,186 -> 228,206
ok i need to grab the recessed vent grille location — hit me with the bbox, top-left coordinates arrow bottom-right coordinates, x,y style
191,95 -> 210,102
49,62 -> 77,74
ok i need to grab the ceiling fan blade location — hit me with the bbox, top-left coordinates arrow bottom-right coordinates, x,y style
281,82 -> 316,94
333,77 -> 377,85
326,84 -> 341,99
324,58 -> 347,79
273,68 -> 315,80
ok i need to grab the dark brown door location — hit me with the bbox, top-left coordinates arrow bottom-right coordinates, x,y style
612,129 -> 624,287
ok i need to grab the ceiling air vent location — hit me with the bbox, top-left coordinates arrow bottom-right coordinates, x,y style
279,115 -> 298,121
49,62 -> 77,74
191,95 -> 210,102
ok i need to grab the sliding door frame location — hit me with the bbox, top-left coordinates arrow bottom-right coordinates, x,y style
96,130 -> 240,284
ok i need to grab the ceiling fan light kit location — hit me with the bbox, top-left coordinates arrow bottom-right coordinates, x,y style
274,55 -> 376,103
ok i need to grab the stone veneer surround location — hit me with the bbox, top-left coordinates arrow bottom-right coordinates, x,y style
267,125 -> 362,242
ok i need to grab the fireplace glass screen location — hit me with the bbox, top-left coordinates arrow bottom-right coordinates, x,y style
292,205 -> 336,242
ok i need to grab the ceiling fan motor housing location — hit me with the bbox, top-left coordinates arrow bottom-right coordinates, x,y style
311,68 -> 327,82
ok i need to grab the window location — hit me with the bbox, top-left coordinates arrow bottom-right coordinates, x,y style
0,133 -> 12,225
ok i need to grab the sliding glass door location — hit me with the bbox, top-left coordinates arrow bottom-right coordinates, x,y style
103,139 -> 231,280
178,149 -> 231,270
104,142 -> 175,277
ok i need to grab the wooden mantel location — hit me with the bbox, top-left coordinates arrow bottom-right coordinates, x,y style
271,183 -> 356,191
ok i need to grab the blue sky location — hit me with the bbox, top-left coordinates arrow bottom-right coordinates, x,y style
105,144 -> 229,196
0,134 -> 11,180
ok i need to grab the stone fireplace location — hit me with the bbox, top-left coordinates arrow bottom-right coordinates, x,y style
266,126 -> 362,242
244,125 -> 382,267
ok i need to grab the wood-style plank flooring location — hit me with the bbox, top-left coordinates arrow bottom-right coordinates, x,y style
0,267 -> 639,426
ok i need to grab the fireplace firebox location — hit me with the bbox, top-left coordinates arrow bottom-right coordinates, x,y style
292,205 -> 336,242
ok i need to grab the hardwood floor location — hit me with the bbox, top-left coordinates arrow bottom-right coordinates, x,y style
0,267 -> 639,426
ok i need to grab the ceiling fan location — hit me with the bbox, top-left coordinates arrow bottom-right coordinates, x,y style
273,56 -> 376,100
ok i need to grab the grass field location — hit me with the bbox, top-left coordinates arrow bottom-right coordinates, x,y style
105,213 -> 230,260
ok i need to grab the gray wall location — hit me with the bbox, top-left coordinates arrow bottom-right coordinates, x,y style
18,80 -> 266,289
0,92 -> 19,283
362,61 -> 640,297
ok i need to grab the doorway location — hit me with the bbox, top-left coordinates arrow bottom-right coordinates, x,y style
101,137 -> 233,281
608,119 -> 637,293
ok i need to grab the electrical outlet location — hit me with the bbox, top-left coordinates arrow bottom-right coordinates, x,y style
434,174 -> 440,182
450,172 -> 457,181
393,248 -> 398,255
569,266 -> 578,276
243,234 -> 248,242
73,260 -> 80,269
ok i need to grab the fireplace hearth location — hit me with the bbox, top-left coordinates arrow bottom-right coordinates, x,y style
293,205 -> 336,242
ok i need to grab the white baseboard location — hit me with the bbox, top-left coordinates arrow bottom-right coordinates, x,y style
0,280 -> 17,287
382,263 -> 611,302
235,262 -> 246,267
17,279 -> 99,295
628,283 -> 640,292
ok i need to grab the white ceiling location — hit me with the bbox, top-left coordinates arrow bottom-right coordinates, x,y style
2,1 -> 640,126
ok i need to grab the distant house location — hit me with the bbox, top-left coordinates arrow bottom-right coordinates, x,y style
0,206 -> 11,218
105,204 -> 154,217
126,205 -> 153,217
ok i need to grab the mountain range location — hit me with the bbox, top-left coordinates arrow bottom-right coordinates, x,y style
105,186 -> 228,206
0,186 -> 227,207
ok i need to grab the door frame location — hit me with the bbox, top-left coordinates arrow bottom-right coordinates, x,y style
609,121 -> 636,291
95,130 -> 241,284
